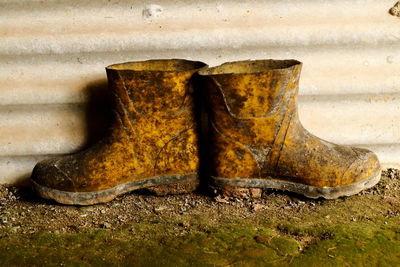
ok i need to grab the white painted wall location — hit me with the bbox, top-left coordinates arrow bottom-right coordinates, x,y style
0,0 -> 399,184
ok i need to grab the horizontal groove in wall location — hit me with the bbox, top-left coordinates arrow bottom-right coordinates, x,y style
0,97 -> 398,156
2,25 -> 399,56
356,144 -> 400,168
0,1 -> 398,56
1,4 -> 392,37
1,84 -> 399,106
0,155 -> 49,185
0,44 -> 399,105
0,0 -> 389,16
0,104 -> 87,156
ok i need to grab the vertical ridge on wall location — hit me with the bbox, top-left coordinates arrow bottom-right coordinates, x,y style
0,0 -> 399,183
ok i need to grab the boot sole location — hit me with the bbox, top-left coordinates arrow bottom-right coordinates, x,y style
210,170 -> 381,199
32,173 -> 198,206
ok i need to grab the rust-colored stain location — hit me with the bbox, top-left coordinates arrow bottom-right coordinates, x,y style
389,1 -> 400,17
200,60 -> 381,199
31,59 -> 207,205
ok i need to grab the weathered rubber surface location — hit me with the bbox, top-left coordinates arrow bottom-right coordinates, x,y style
31,59 -> 206,204
211,170 -> 381,199
32,173 -> 198,206
199,59 -> 382,195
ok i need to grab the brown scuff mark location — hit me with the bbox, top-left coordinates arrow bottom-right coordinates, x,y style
389,1 -> 400,17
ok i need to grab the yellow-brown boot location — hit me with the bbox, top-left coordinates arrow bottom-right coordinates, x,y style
199,60 -> 381,199
31,59 -> 207,205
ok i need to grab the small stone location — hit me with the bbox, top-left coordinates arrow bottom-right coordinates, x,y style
11,226 -> 20,233
100,209 -> 106,214
179,207 -> 187,214
154,206 -> 167,212
215,195 -> 229,203
250,188 -> 262,198
102,222 -> 112,229
251,203 -> 264,212
178,221 -> 190,228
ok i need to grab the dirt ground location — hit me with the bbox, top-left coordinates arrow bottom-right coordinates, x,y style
0,169 -> 399,266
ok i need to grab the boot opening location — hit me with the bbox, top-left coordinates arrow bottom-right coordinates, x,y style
107,59 -> 206,72
201,59 -> 301,75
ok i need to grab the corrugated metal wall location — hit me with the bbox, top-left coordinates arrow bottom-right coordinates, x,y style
1,0 -> 399,184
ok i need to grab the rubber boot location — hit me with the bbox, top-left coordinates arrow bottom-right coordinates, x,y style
31,59 -> 207,205
199,59 -> 381,199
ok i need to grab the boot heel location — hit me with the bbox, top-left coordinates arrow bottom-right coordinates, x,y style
212,185 -> 262,199
144,175 -> 200,196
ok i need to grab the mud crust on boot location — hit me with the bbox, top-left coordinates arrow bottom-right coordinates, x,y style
32,173 -> 198,206
210,170 -> 381,200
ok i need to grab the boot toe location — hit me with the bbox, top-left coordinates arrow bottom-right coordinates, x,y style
31,158 -> 77,192
342,147 -> 381,185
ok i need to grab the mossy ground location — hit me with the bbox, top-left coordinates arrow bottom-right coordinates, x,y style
0,169 -> 399,266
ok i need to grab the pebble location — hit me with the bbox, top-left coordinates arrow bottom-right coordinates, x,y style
154,206 -> 167,212
215,195 -> 229,204
102,222 -> 112,229
178,221 -> 190,228
251,203 -> 264,212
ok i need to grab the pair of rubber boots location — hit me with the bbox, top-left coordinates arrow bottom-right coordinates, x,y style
31,59 -> 381,205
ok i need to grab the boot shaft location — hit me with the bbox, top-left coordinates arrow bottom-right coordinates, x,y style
201,60 -> 302,147
200,60 -> 303,178
103,59 -> 207,178
202,60 -> 302,119
106,59 -> 207,118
